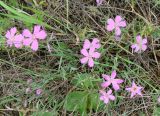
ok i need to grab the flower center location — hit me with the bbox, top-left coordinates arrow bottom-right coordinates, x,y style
110,78 -> 113,83
11,37 -> 15,42
88,55 -> 92,59
88,52 -> 93,58
115,22 -> 119,28
32,34 -> 36,40
137,39 -> 143,48
105,94 -> 109,98
133,87 -> 137,91
9,37 -> 15,45
90,44 -> 93,48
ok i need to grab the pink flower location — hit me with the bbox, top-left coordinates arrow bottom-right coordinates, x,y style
101,70 -> 124,91
14,34 -> 24,48
5,27 -> 17,47
22,25 -> 47,51
36,88 -> 42,95
126,81 -> 143,98
131,35 -> 147,53
5,27 -> 24,48
83,38 -> 101,50
96,0 -> 104,6
99,89 -> 115,104
80,48 -> 100,67
106,15 -> 126,36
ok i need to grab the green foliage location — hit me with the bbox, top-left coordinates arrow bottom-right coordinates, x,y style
89,92 -> 104,111
64,91 -> 104,115
66,74 -> 104,114
0,0 -> 160,115
64,91 -> 88,114
31,111 -> 53,116
5,0 -> 19,7
0,96 -> 17,106
153,0 -> 160,6
0,17 -> 8,46
153,107 -> 160,116
72,73 -> 101,89
151,27 -> 160,38
0,1 -> 52,29
0,17 -> 12,34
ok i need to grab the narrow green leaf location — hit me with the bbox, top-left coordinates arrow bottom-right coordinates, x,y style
0,1 -> 53,29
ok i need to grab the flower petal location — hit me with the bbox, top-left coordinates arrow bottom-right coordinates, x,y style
130,91 -> 136,98
107,89 -> 112,95
101,82 -> 111,88
33,25 -> 41,34
88,47 -> 96,55
23,38 -> 32,46
92,52 -> 100,59
104,98 -> 109,104
115,79 -> 124,84
132,81 -> 136,87
131,44 -> 137,49
31,40 -> 38,51
118,20 -> 126,27
141,45 -> 147,51
14,34 -> 24,48
5,30 -> 11,39
35,30 -> 47,40
96,0 -> 103,6
6,39 -> 13,47
100,96 -> 104,100
115,15 -> 122,23
142,38 -> 147,44
80,57 -> 88,64
109,95 -> 115,100
88,58 -> 94,67
81,49 -> 89,56
102,74 -> 110,80
111,70 -> 116,79
134,45 -> 140,52
92,38 -> 100,43
23,29 -> 32,38
106,19 -> 115,31
136,35 -> 142,43
83,39 -> 91,49
137,90 -> 142,96
92,38 -> 101,49
125,87 -> 131,91
94,43 -> 101,49
112,82 -> 120,91
10,27 -> 17,37
115,27 -> 121,36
